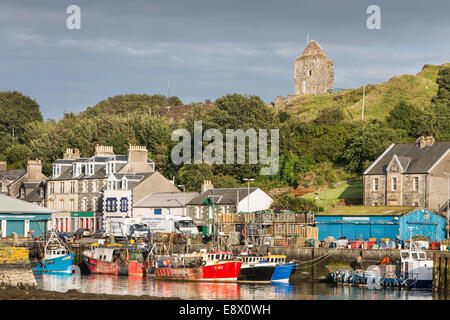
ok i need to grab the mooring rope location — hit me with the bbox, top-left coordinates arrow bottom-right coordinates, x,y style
292,247 -> 340,269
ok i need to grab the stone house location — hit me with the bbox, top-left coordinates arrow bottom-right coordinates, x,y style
46,145 -> 160,232
363,136 -> 450,212
0,159 -> 47,206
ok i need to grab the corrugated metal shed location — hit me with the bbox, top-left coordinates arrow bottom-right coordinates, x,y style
315,206 -> 446,241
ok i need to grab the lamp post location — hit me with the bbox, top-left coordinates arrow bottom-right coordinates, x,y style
243,178 -> 255,213
178,184 -> 185,216
443,172 -> 449,239
314,192 -> 320,213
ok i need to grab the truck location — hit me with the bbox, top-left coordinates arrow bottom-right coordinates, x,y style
104,217 -> 150,240
141,215 -> 198,235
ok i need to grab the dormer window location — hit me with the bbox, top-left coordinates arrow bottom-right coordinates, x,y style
53,165 -> 61,178
73,163 -> 82,178
86,163 -> 94,176
106,161 -> 116,174
122,178 -> 128,190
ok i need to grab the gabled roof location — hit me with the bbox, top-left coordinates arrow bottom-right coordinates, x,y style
364,142 -> 450,175
0,169 -> 26,182
0,193 -> 55,214
135,192 -> 199,208
187,188 -> 258,206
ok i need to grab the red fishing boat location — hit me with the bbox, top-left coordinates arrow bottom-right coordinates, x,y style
149,250 -> 242,282
83,245 -> 146,276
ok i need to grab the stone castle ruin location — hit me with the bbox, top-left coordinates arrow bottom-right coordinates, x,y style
294,40 -> 334,96
273,40 -> 334,107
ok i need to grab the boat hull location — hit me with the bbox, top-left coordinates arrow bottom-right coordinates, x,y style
85,257 -> 145,276
31,253 -> 74,274
154,261 -> 242,282
237,264 -> 275,284
271,263 -> 295,283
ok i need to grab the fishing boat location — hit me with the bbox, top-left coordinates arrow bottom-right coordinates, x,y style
399,249 -> 433,289
82,244 -> 146,276
237,253 -> 276,284
30,231 -> 74,274
149,250 -> 242,282
265,255 -> 296,283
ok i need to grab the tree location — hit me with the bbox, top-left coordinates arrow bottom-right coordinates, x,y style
0,91 -> 43,144
342,121 -> 409,174
386,101 -> 422,137
271,194 -> 319,212
168,96 -> 183,106
177,164 -> 214,191
5,144 -> 31,169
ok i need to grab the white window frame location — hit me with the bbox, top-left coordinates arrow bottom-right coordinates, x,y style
373,178 -> 379,192
392,177 -> 397,191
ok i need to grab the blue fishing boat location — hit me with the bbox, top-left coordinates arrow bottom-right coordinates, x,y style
265,255 -> 296,283
30,231 -> 74,274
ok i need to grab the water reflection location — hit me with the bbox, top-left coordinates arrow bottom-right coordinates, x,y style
34,274 -> 436,300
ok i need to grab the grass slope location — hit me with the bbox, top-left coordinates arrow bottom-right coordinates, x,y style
300,180 -> 363,208
283,63 -> 450,122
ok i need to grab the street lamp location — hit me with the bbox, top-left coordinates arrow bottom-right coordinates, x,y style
243,178 -> 255,213
178,184 -> 186,216
314,192 -> 320,213
443,172 -> 449,239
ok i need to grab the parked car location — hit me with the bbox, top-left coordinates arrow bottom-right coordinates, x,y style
74,228 -> 92,237
57,232 -> 75,242
92,230 -> 107,238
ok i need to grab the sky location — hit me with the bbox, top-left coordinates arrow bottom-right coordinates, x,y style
0,0 -> 449,120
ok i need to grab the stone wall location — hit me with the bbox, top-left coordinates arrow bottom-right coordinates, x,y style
0,247 -> 37,288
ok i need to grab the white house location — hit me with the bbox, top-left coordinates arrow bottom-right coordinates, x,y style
133,192 -> 200,217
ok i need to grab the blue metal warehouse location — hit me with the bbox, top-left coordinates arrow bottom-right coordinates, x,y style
0,193 -> 55,237
315,206 -> 446,241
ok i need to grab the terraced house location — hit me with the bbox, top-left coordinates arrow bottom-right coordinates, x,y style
46,144 -> 176,232
363,136 -> 450,212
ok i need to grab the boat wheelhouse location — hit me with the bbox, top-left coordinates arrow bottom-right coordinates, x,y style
30,231 -> 74,274
399,249 -> 433,289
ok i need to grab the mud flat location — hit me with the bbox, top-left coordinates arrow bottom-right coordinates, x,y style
0,285 -> 179,300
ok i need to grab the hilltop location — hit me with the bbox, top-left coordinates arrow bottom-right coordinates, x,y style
279,63 -> 450,122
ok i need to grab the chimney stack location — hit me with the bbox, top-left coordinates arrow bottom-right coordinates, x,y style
63,148 -> 81,160
416,136 -> 435,149
95,145 -> 114,157
26,159 -> 43,182
0,161 -> 6,171
201,180 -> 214,193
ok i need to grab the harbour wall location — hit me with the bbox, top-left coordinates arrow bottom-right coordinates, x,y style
0,247 -> 37,288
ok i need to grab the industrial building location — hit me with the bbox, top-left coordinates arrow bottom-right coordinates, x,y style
0,193 -> 55,237
315,206 -> 446,242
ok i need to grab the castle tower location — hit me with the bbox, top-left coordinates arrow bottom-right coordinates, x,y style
294,40 -> 334,96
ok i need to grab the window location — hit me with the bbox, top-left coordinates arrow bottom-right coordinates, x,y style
120,198 -> 128,212
70,199 -> 75,211
81,198 -> 87,212
49,182 -> 54,194
82,181 -> 88,193
92,181 -> 97,193
70,181 -> 76,193
59,199 -> 64,211
154,208 -> 162,215
106,199 -> 117,212
60,182 -> 65,194
413,177 -> 419,191
92,198 -> 98,212
392,177 -> 397,191
373,178 -> 379,191
53,165 -> 61,177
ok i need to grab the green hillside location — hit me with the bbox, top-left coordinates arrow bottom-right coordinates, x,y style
283,63 -> 450,122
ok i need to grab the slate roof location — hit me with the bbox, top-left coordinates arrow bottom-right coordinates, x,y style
187,188 -> 258,206
135,192 -> 199,208
0,169 -> 26,182
364,142 -> 450,175
0,193 -> 55,214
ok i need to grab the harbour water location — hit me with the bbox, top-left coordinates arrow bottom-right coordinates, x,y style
34,274 -> 444,300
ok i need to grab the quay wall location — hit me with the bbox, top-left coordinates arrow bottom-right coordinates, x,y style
433,251 -> 449,293
0,247 -> 37,288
